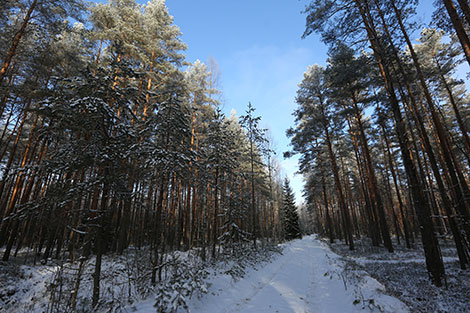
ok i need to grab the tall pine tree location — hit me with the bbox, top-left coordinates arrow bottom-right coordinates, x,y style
281,178 -> 301,241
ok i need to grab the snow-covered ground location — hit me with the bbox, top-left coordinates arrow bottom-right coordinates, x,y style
329,237 -> 470,313
0,248 -> 157,312
133,235 -> 409,313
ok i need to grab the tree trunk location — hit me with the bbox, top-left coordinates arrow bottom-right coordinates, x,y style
350,94 -> 393,252
212,167 -> 219,259
355,0 -> 445,286
442,0 -> 470,67
456,0 -> 470,29
250,136 -> 257,250
323,113 -> 354,250
435,56 -> 470,163
0,0 -> 37,85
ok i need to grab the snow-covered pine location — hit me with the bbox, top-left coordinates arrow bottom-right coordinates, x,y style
280,178 -> 301,241
154,253 -> 209,313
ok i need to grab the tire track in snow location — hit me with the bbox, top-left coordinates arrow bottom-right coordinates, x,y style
220,247 -> 294,313
220,239 -> 316,313
186,236 -> 409,313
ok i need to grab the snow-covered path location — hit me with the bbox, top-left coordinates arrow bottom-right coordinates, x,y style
134,235 -> 409,313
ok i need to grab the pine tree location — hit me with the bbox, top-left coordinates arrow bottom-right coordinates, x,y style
281,178 -> 301,241
287,64 -> 355,250
325,43 -> 393,252
0,0 -> 86,87
240,102 -> 268,249
302,0 -> 447,287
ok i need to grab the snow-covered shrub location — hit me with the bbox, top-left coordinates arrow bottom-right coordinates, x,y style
154,253 -> 209,313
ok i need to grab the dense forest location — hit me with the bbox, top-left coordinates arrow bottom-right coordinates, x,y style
288,0 -> 470,289
1,0 -> 470,311
0,0 -> 295,310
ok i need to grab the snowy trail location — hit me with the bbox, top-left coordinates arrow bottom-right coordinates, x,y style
134,235 -> 409,313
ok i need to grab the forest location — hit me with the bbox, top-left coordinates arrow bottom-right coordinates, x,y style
289,0 -> 470,289
0,0 -> 469,312
0,0 -> 296,311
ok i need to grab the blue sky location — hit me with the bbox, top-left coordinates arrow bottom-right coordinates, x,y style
162,0 -> 327,204
161,0 -> 436,204
95,0 -> 437,204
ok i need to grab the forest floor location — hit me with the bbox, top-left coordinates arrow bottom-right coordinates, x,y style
0,241 -> 279,313
133,235 -> 409,313
2,235 -> 466,312
329,236 -> 470,313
